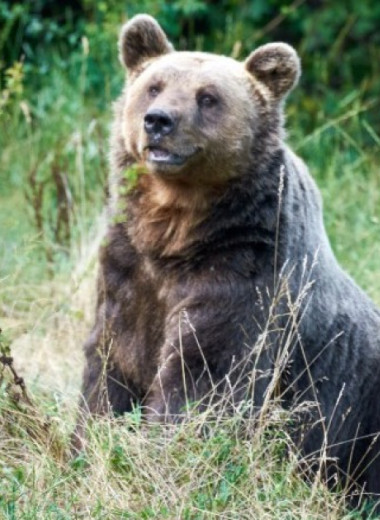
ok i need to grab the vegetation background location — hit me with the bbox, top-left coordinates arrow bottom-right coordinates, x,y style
0,1 -> 380,518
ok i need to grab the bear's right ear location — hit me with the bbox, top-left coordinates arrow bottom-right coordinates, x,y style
119,14 -> 173,70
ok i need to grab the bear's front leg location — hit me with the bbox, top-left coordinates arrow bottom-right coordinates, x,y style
73,223 -> 148,450
72,294 -> 143,452
72,328 -> 140,452
144,294 -> 273,422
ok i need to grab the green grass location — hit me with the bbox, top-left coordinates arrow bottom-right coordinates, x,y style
0,62 -> 110,295
289,100 -> 380,304
1,50 -> 380,519
0,377 -> 376,519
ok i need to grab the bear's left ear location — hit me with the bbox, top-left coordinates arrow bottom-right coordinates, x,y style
245,43 -> 301,100
119,14 -> 173,70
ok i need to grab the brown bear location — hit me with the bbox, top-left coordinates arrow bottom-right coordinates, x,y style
75,14 -> 380,508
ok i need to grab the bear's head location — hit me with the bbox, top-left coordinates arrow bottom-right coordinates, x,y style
118,14 -> 300,187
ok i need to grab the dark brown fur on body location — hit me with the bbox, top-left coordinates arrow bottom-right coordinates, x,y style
80,146 -> 283,415
76,14 -> 380,511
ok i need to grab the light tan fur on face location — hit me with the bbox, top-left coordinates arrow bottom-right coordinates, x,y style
123,53 -> 260,179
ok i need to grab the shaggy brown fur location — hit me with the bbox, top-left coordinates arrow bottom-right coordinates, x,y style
129,173 -> 225,256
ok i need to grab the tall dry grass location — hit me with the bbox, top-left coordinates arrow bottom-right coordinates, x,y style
1,243 -> 377,519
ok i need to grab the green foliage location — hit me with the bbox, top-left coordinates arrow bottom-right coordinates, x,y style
0,61 -> 24,116
0,52 -> 109,279
1,0 -> 380,108
1,396 -> 377,518
1,1 -> 380,100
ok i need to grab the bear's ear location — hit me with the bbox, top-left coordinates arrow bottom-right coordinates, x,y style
245,43 -> 300,100
119,14 -> 173,70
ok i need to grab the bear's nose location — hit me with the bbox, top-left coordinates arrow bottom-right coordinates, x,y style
144,109 -> 175,136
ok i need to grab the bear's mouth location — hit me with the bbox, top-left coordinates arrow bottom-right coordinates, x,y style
145,146 -> 200,167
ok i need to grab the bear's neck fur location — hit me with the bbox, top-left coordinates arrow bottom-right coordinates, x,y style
121,145 -> 285,262
127,173 -> 226,256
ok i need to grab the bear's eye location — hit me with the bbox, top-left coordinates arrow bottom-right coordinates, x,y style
197,93 -> 218,108
148,85 -> 161,98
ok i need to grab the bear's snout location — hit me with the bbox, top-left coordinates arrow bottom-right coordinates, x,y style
144,108 -> 176,137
